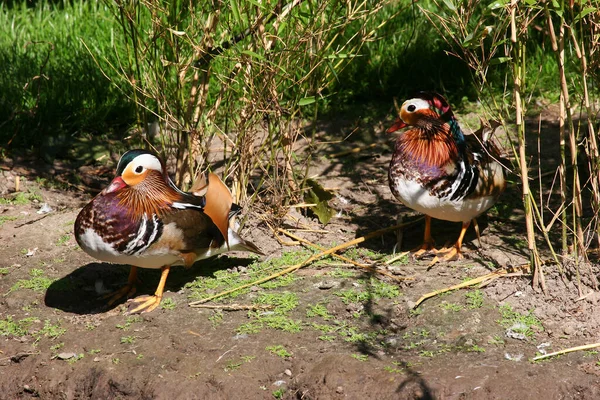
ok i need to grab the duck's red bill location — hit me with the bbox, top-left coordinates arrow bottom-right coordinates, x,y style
386,119 -> 407,133
105,176 -> 127,194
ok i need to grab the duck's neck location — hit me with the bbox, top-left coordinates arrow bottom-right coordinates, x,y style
396,123 -> 461,170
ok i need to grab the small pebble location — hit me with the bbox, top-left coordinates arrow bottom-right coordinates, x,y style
336,386 -> 344,394
284,369 -> 292,377
314,280 -> 338,290
563,326 -> 575,335
57,352 -> 77,360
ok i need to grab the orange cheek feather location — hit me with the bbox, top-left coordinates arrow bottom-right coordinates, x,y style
122,166 -> 147,186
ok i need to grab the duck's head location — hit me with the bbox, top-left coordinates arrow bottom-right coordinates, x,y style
386,92 -> 453,133
105,149 -> 165,194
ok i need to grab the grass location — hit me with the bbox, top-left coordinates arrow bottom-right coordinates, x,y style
235,292 -> 302,335
0,191 -> 42,206
0,0 -> 133,151
185,252 -> 305,302
0,316 -> 36,337
120,335 -> 137,344
160,298 -> 176,310
266,345 -> 292,358
440,302 -> 463,312
306,303 -> 333,320
115,316 -> 143,331
334,277 -> 400,305
351,354 -> 369,362
272,388 -> 286,399
224,361 -> 243,372
10,268 -> 55,293
67,354 -> 84,364
0,216 -> 18,226
208,311 -> 224,328
34,320 -> 66,342
56,234 -> 70,246
0,317 -> 64,343
465,290 -> 484,309
498,305 -> 543,338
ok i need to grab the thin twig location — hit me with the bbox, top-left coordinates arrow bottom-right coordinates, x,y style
189,303 -> 274,310
413,269 -> 509,309
188,220 -> 420,306
277,228 -> 414,282
532,343 -> 600,361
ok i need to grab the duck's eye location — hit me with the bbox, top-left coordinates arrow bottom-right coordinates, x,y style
407,104 -> 416,112
134,165 -> 144,174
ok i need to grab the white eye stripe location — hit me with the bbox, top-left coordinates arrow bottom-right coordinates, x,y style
402,98 -> 430,113
130,154 -> 162,173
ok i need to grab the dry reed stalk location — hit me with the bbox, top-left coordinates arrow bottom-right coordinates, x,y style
188,220 -> 418,306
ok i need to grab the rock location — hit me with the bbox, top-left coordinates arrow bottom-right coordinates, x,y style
56,352 -> 77,360
563,325 -> 575,335
505,323 -> 529,341
336,386 -> 344,394
505,353 -> 523,362
314,280 -> 339,290
284,369 -> 292,377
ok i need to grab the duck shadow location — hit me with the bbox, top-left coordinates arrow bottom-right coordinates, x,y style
44,256 -> 256,315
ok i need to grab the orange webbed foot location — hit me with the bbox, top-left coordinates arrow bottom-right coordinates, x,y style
427,246 -> 463,267
411,240 -> 437,258
126,294 -> 162,314
125,265 -> 171,314
102,266 -> 138,305
103,283 -> 137,306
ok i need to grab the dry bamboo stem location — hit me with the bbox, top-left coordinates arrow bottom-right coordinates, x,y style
532,343 -> 600,362
277,228 -> 414,281
512,1 -> 543,292
189,303 -> 273,310
413,269 -> 509,309
188,221 -> 418,306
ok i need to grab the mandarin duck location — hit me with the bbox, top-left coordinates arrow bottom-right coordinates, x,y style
387,92 -> 506,264
75,149 -> 262,313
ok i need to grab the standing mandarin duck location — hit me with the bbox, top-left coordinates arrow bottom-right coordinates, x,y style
75,149 -> 262,313
387,92 -> 506,264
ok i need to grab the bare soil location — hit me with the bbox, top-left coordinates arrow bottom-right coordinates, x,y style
1,109 -> 600,399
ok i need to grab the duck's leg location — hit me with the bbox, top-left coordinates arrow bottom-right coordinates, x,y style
412,215 -> 436,257
429,220 -> 471,266
127,265 -> 170,314
472,218 -> 482,248
104,266 -> 138,305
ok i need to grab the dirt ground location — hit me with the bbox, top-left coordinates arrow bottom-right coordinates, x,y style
1,110 -> 600,399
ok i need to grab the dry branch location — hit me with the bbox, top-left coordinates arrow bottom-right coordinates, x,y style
188,220 -> 419,306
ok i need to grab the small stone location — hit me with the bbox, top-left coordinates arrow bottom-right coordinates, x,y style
314,280 -> 338,290
57,352 -> 77,360
272,380 -> 286,387
284,369 -> 292,377
336,386 -> 344,394
563,326 -> 575,335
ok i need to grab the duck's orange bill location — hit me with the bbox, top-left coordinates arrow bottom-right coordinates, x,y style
386,118 -> 407,133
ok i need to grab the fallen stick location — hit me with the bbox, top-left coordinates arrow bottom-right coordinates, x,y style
385,252 -> 411,265
277,228 -> 413,282
532,343 -> 600,361
189,303 -> 273,310
188,220 -> 420,306
413,269 -> 508,308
